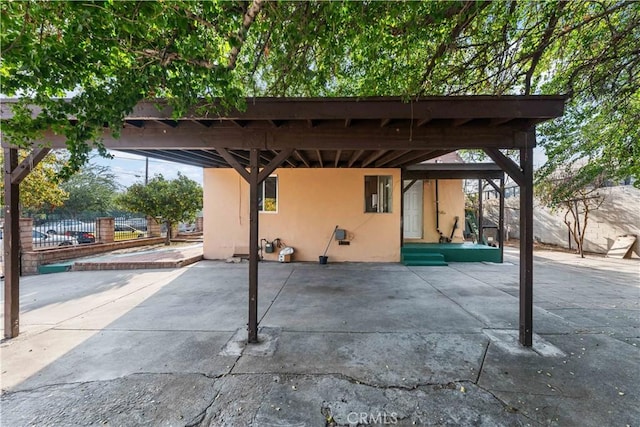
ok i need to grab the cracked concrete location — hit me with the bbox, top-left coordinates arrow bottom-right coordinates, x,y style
1,247 -> 639,426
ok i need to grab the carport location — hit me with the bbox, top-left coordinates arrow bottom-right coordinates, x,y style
2,96 -> 565,346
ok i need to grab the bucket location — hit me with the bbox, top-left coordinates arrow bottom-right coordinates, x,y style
318,256 -> 328,265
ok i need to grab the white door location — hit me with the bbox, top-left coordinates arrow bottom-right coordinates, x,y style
403,180 -> 423,239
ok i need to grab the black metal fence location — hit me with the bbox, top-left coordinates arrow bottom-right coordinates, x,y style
31,216 -> 148,248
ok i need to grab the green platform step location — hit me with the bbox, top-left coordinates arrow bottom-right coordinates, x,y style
38,262 -> 73,274
401,252 -> 448,266
402,242 -> 501,266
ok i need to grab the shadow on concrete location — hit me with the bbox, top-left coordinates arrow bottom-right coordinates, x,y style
1,255 -> 638,426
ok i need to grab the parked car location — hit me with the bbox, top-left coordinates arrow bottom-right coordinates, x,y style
178,222 -> 196,233
65,230 -> 96,244
114,225 -> 145,241
32,230 -> 78,247
37,220 -> 93,235
124,217 -> 148,231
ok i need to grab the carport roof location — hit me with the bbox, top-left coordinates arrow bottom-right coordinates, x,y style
2,96 -> 565,170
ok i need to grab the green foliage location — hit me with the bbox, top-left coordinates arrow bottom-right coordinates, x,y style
53,163 -> 120,217
1,1 -> 637,182
117,173 -> 203,244
0,150 -> 68,212
263,198 -> 276,212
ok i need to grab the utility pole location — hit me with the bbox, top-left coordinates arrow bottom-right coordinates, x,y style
145,157 -> 149,185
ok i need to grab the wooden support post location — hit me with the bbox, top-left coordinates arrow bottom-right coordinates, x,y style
400,170 -> 405,248
499,176 -> 505,263
4,148 -> 20,338
248,148 -> 260,343
520,144 -> 534,347
217,146 -> 292,344
478,179 -> 484,244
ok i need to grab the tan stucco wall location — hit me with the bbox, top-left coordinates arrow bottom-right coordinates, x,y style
405,179 -> 465,243
204,168 -> 402,262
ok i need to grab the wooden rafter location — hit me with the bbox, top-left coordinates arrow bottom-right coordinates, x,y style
387,150 -> 449,168
273,149 -> 296,167
374,150 -> 411,167
361,150 -> 388,167
334,150 -> 342,167
295,150 -> 311,167
316,150 -> 324,167
347,150 -> 364,167
416,117 -> 432,127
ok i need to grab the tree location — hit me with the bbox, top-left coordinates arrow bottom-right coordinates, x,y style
0,150 -> 68,214
1,1 -> 638,182
117,173 -> 202,245
53,164 -> 120,218
537,170 -> 605,258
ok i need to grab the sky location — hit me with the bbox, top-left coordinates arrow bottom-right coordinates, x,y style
92,150 -> 203,189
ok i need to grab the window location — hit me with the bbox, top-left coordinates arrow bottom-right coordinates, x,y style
259,176 -> 278,212
364,176 -> 392,213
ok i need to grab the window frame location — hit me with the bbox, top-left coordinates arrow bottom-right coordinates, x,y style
258,175 -> 278,213
364,175 -> 393,213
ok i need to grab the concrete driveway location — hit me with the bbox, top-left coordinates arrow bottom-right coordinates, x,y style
1,248 -> 638,426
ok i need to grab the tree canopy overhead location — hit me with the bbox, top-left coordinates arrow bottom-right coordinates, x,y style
1,1 -> 638,183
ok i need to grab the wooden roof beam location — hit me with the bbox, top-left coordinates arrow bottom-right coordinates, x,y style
1,96 -> 566,121
33,124 -> 528,151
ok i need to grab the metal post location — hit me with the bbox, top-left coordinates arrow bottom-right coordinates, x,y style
4,148 -> 20,338
248,148 -> 260,343
519,144 -> 534,347
478,179 -> 484,244
499,176 -> 505,263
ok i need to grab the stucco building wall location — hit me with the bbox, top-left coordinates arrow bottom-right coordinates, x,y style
203,169 -> 466,262
404,179 -> 465,243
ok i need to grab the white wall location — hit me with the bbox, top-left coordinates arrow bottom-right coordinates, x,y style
484,185 -> 640,255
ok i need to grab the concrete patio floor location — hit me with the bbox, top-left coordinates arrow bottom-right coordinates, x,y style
1,247 -> 638,426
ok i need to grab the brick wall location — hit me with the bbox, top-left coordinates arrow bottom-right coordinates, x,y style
96,217 -> 115,243
19,218 -> 33,252
147,216 -> 162,237
21,237 -> 166,275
